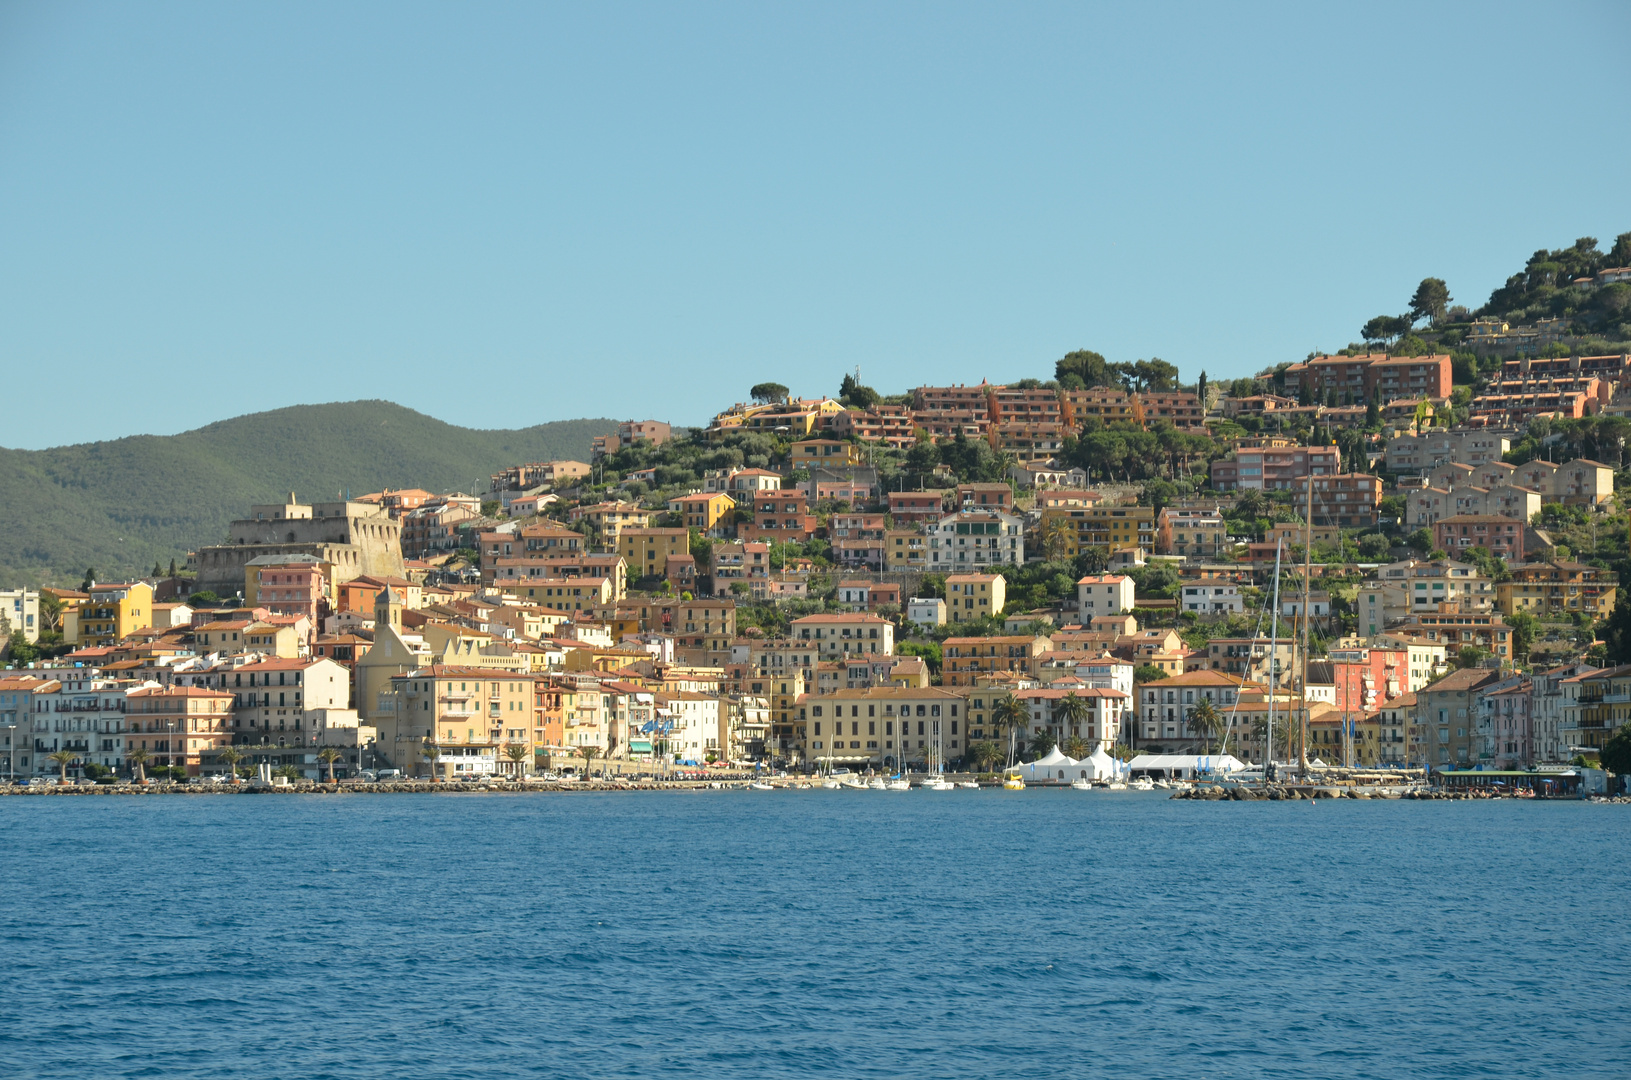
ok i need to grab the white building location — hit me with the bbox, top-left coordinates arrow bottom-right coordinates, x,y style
663,692 -> 727,765
1180,583 -> 1244,615
906,597 -> 947,626
1076,574 -> 1135,622
1019,686 -> 1128,755
926,509 -> 1024,568
836,582 -> 872,610
29,677 -> 146,777
1074,655 -> 1135,700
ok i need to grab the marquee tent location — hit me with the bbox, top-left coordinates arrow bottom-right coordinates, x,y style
1006,747 -> 1126,783
1125,753 -> 1249,779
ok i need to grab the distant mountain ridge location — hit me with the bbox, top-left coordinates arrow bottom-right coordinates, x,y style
0,401 -> 616,588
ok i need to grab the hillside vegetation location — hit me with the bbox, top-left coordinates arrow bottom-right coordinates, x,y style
0,401 -> 615,587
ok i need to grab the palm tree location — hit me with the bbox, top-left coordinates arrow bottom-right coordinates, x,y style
1187,697 -> 1223,754
217,746 -> 245,783
1251,711 -> 1296,764
47,749 -> 76,783
577,744 -> 602,779
1028,728 -> 1057,759
992,694 -> 1030,768
420,742 -> 441,781
126,746 -> 151,784
967,740 -> 1001,774
317,747 -> 342,783
1040,516 -> 1075,561
1236,489 -> 1268,521
1054,692 -> 1090,749
503,743 -> 528,779
1064,735 -> 1090,760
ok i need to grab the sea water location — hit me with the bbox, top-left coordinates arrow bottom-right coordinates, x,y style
1,791 -> 1626,1078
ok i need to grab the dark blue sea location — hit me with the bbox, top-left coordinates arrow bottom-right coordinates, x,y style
2,790 -> 1626,1078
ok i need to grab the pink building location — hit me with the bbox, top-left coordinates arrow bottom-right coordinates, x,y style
249,555 -> 326,638
888,490 -> 948,524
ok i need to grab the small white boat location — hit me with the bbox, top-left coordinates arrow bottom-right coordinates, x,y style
1071,778 -> 1093,790
821,779 -> 841,789
868,778 -> 888,791
958,780 -> 980,790
886,778 -> 911,791
840,777 -> 867,790
749,781 -> 774,791
920,777 -> 954,791
1003,776 -> 1026,791
1153,779 -> 1172,790
1132,778 -> 1155,792
1105,781 -> 1127,791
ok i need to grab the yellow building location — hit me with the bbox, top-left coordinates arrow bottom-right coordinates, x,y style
769,669 -> 807,764
77,581 -> 154,646
621,528 -> 690,580
944,573 -> 1006,619
242,621 -> 304,658
885,529 -> 928,571
390,666 -> 536,778
1039,506 -> 1156,555
1495,561 -> 1617,618
561,644 -> 652,673
569,502 -> 651,542
791,439 -> 866,467
667,491 -> 736,533
713,398 -> 847,440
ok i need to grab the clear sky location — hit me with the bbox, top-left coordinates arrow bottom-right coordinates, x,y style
2,1 -> 1628,449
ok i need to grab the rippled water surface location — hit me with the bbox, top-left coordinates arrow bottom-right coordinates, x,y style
2,791 -> 1627,1078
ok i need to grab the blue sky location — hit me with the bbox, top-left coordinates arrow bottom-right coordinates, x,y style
1,1 -> 1628,449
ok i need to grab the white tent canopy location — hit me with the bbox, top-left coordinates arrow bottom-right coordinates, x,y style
1084,747 -> 1125,781
1126,753 -> 1249,779
1006,746 -> 1126,782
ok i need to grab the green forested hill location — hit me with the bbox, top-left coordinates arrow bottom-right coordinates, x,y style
0,401 -> 616,588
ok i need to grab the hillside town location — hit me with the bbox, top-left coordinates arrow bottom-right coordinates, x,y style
6,343 -> 1631,791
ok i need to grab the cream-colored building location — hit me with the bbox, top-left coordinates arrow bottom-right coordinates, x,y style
801,686 -> 968,769
0,588 -> 41,644
389,666 -> 536,778
790,613 -> 895,659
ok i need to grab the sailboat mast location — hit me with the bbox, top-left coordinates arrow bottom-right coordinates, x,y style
1267,538 -> 1283,770
1299,473 -> 1314,775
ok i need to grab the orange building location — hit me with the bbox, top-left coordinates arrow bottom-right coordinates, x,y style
125,686 -> 235,776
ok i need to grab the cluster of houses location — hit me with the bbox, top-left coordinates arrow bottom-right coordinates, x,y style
5,356 -> 1630,782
